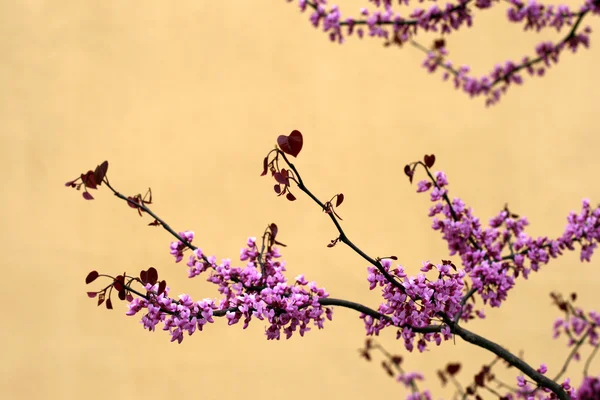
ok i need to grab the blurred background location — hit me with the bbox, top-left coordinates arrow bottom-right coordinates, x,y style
1,1 -> 599,399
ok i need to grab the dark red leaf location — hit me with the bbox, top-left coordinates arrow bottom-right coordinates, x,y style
391,355 -> 403,366
260,156 -> 269,176
446,363 -> 461,375
404,165 -> 413,177
65,180 -> 75,187
390,256 -> 398,260
126,294 -> 134,302
466,387 -> 475,395
81,171 -> 98,189
286,192 -> 296,201
270,223 -> 278,239
381,361 -> 394,377
94,161 -> 109,185
474,371 -> 485,387
86,271 -> 99,284
424,154 -> 436,168
359,349 -> 371,361
127,196 -> 141,209
336,193 -> 344,207
82,191 -> 94,200
570,292 -> 577,301
147,267 -> 158,285
87,292 -> 97,298
106,298 -> 113,309
148,219 -> 160,226
140,270 -> 148,284
113,278 -> 124,292
118,290 -> 126,300
365,338 -> 372,349
274,184 -> 281,194
437,370 -> 448,386
277,130 -> 303,158
273,172 -> 288,185
157,280 -> 167,295
433,39 -> 445,50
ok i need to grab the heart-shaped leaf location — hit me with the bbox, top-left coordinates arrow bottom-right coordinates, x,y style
277,130 -> 303,158
446,363 -> 461,376
147,267 -> 158,285
424,154 -> 436,168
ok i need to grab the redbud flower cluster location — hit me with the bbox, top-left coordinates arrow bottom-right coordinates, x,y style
577,376 -> 600,400
288,0 -> 600,105
553,304 -> 599,352
359,165 -> 600,359
415,173 -> 600,311
73,143 -> 600,399
127,234 -> 332,343
364,258 -> 462,352
512,372 -> 579,400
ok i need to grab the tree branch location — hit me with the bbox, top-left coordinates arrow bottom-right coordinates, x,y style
449,320 -> 570,400
279,151 -> 406,292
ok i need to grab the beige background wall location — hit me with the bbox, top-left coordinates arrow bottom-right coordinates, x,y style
2,1 -> 599,399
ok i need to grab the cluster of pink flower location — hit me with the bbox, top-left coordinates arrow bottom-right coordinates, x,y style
72,130 -> 600,398
577,376 -> 600,399
363,258 -> 461,351
360,166 -> 599,355
127,233 -> 332,343
414,172 -> 599,311
513,374 -> 578,399
554,310 -> 600,347
287,0 -> 600,105
551,292 -> 600,356
126,287 -> 218,344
